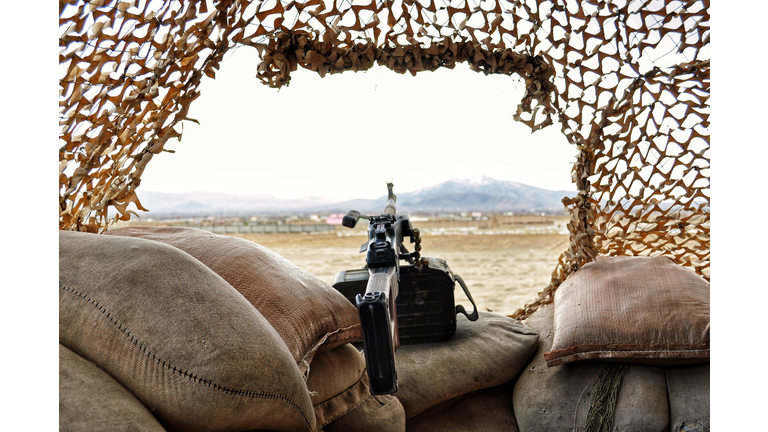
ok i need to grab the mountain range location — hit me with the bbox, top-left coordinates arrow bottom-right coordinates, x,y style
135,176 -> 576,216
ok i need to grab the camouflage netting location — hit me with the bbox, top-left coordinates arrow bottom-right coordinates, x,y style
59,0 -> 709,319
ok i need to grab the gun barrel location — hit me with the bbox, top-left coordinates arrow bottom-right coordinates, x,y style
384,198 -> 396,216
384,182 -> 397,215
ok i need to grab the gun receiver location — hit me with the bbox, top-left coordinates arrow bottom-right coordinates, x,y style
343,183 -> 422,395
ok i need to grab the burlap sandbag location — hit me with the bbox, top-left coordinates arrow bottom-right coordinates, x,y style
544,256 -> 710,366
325,392 -> 406,432
308,344 -> 406,432
104,226 -> 361,373
59,231 -> 315,432
514,304 -> 669,432
306,344 -> 369,428
405,383 -> 519,432
394,311 -> 538,419
60,344 -> 166,432
665,363 -> 710,432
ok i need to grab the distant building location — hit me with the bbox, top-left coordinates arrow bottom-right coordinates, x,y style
326,213 -> 345,225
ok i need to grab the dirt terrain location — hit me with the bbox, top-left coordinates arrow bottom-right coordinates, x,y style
228,231 -> 569,315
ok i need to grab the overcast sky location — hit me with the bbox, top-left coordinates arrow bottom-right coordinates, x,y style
139,46 -> 578,201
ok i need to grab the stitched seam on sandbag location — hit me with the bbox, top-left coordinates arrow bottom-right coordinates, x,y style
301,323 -> 362,376
60,283 -> 314,431
313,368 -> 367,406
320,369 -> 372,425
313,370 -> 369,428
547,348 -> 710,363
544,342 -> 710,363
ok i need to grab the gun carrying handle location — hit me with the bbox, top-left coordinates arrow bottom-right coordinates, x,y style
454,274 -> 479,321
342,210 -> 361,228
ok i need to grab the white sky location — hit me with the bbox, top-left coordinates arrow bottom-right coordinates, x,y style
139,47 -> 579,200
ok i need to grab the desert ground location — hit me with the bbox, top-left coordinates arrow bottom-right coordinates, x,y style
228,224 -> 569,315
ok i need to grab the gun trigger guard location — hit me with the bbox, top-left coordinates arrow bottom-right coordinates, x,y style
454,274 -> 479,321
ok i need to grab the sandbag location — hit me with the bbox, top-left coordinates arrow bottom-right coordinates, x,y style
545,256 -> 710,366
306,344 -> 369,428
308,345 -> 406,432
59,344 -> 166,432
59,231 -> 315,432
666,363 -> 710,432
394,311 -> 538,419
405,383 -> 519,432
514,304 -> 669,432
325,393 -> 406,432
104,226 -> 361,372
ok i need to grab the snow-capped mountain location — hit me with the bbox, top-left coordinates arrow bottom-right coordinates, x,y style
136,177 -> 575,215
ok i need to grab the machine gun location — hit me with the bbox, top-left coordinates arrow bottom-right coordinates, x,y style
340,182 -> 423,394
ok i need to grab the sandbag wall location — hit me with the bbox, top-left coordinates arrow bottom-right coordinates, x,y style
514,256 -> 710,432
58,227 -> 536,431
59,230 -> 319,431
60,227 -> 374,431
60,228 -> 709,431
